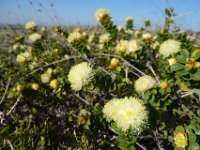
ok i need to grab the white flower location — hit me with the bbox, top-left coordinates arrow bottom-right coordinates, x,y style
117,26 -> 124,32
28,33 -> 41,43
25,21 -> 37,30
16,51 -> 32,63
103,97 -> 148,133
159,39 -> 181,57
95,8 -> 109,22
142,33 -> 152,40
126,17 -> 133,23
68,62 -> 94,91
135,75 -> 156,93
67,31 -> 82,43
99,33 -> 111,43
88,34 -> 95,43
116,40 -> 129,53
128,40 -> 139,53
168,58 -> 177,66
41,73 -> 51,83
152,41 -> 160,49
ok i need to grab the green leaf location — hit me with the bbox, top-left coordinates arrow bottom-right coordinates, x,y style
181,49 -> 190,58
190,69 -> 200,81
171,63 -> 184,71
188,143 -> 200,150
176,55 -> 186,64
128,145 -> 136,150
194,52 -> 200,60
175,126 -> 185,132
188,133 -> 196,143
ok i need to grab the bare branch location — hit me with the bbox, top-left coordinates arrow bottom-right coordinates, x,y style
0,78 -> 11,105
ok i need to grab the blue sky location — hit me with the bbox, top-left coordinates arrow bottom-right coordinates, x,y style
1,0 -> 200,31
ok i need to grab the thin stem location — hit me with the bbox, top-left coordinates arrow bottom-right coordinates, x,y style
6,95 -> 22,116
5,138 -> 15,150
148,65 -> 160,84
73,93 -> 91,105
93,53 -> 146,76
136,142 -> 147,150
0,78 -> 11,105
24,56 -> 79,78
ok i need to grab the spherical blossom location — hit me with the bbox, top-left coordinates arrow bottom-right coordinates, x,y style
28,33 -> 41,43
128,39 -> 139,53
115,40 -> 129,53
174,132 -> 188,148
159,39 -> 181,57
99,33 -> 111,43
95,8 -> 109,22
168,58 -> 177,66
117,26 -> 124,32
135,75 -> 156,93
16,51 -> 32,63
41,73 -> 51,83
25,21 -> 37,30
67,31 -> 82,43
126,17 -> 133,23
103,97 -> 148,133
142,33 -> 153,40
68,62 -> 94,91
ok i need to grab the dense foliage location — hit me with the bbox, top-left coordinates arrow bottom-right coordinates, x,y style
0,8 -> 200,150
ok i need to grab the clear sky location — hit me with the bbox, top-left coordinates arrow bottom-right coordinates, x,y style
1,0 -> 200,31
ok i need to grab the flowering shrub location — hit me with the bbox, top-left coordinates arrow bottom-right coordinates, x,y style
0,7 -> 200,150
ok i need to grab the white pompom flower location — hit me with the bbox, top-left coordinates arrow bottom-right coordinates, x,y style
95,8 -> 109,22
68,62 -> 94,91
159,39 -> 181,57
103,97 -> 148,133
99,33 -> 111,43
16,51 -> 32,63
128,39 -> 139,54
67,31 -> 82,43
115,40 -> 129,53
28,33 -> 41,43
25,21 -> 37,30
135,75 -> 156,93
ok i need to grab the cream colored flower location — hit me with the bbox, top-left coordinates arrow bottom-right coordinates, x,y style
168,58 -> 177,66
95,8 -> 109,22
159,39 -> 181,57
128,40 -> 139,53
67,31 -> 82,43
41,73 -> 51,83
88,34 -> 95,43
116,40 -> 129,53
103,97 -> 148,133
68,62 -> 94,91
142,33 -> 152,40
16,51 -> 32,63
99,33 -> 111,43
28,33 -> 41,43
135,75 -> 156,93
25,21 -> 37,30
117,26 -> 124,32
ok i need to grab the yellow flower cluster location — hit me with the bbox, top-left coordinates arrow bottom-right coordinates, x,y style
68,62 -> 94,91
103,97 -> 148,133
